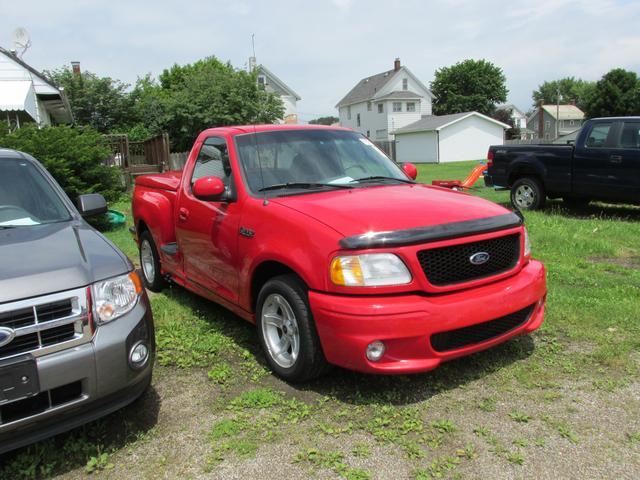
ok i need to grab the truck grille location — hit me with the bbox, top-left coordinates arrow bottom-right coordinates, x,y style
0,288 -> 91,361
417,233 -> 520,286
430,303 -> 535,352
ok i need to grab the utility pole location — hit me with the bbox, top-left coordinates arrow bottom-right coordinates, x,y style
556,86 -> 560,140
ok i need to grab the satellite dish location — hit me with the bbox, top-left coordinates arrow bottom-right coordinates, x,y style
12,27 -> 32,58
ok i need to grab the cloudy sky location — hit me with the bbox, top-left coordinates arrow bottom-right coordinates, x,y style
2,0 -> 639,121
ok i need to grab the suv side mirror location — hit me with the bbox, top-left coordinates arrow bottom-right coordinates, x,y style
77,194 -> 108,216
402,163 -> 418,180
193,176 -> 225,200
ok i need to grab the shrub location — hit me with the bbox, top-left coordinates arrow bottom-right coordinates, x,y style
0,122 -> 122,203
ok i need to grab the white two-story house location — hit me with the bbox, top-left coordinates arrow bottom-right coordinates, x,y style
249,56 -> 301,124
336,58 -> 433,141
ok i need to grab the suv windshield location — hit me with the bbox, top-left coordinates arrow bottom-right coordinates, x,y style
0,158 -> 71,227
235,129 -> 410,194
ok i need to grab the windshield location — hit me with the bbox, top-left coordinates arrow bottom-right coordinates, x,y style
0,158 -> 71,227
235,129 -> 410,194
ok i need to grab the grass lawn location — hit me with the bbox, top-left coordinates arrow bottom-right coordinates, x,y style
2,161 -> 639,479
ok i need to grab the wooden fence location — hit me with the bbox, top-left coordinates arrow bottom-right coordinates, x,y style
105,133 -> 170,174
374,140 -> 397,161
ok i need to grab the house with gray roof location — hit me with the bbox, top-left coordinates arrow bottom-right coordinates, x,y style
394,111 -> 510,163
249,57 -> 301,124
528,104 -> 585,140
335,58 -> 433,141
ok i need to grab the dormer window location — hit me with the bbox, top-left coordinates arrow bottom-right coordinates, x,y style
402,78 -> 408,91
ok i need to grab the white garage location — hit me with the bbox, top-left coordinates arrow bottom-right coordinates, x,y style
394,111 -> 509,163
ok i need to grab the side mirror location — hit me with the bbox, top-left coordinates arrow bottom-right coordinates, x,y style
402,163 -> 418,180
193,176 -> 225,200
77,194 -> 108,216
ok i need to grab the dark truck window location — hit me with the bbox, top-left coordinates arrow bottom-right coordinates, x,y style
585,123 -> 613,148
0,158 -> 71,227
191,137 -> 232,186
619,122 -> 640,149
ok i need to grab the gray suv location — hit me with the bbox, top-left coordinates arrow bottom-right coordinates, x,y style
0,149 -> 154,454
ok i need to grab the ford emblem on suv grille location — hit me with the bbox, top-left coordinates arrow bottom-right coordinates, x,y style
0,327 -> 16,348
469,252 -> 490,265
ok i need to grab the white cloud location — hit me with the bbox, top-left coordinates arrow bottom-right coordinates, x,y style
1,0 -> 638,120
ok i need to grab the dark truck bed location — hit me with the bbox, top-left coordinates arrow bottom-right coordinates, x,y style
485,117 -> 640,210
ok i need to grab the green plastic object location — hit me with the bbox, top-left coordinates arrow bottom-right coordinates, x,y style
106,209 -> 126,227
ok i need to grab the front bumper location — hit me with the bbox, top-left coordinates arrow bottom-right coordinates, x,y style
310,259 -> 546,374
0,293 -> 155,455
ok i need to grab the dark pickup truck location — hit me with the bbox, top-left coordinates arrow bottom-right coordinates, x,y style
485,117 -> 640,210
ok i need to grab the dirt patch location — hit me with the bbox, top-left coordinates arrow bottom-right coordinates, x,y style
588,256 -> 640,270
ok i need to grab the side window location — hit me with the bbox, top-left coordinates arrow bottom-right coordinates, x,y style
191,137 -> 231,186
619,122 -> 640,149
585,123 -> 612,148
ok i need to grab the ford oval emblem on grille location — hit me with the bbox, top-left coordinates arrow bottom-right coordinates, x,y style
0,327 -> 16,348
469,251 -> 490,265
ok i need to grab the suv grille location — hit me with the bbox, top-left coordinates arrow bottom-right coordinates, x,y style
417,233 -> 520,286
0,381 -> 83,425
0,289 -> 90,361
430,303 -> 535,352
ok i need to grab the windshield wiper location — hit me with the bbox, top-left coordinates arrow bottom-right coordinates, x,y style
258,182 -> 354,192
350,176 -> 415,184
0,225 -> 17,230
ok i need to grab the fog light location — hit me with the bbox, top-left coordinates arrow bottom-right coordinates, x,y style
366,340 -> 386,362
129,341 -> 149,369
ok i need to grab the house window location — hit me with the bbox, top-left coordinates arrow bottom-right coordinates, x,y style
347,106 -> 351,120
357,113 -> 361,127
377,103 -> 384,114
393,102 -> 402,112
545,120 -> 550,129
367,102 -> 372,111
402,78 -> 408,90
366,130 -> 370,137
257,75 -> 266,85
406,102 -> 416,112
376,129 -> 387,139
569,120 -> 575,126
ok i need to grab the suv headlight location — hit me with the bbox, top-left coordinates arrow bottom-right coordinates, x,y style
330,253 -> 412,287
93,271 -> 142,324
523,227 -> 531,258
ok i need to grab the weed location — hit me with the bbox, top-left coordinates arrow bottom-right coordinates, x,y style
352,443 -> 372,458
431,419 -> 457,434
506,451 -> 524,465
85,452 -> 114,474
508,411 -> 532,423
229,388 -> 282,410
477,397 -> 497,412
208,362 -> 233,385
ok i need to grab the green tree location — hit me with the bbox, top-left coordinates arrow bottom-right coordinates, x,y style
532,77 -> 595,110
0,123 -> 122,202
157,56 -> 284,151
45,67 -> 134,134
583,68 -> 640,118
308,116 -> 339,125
430,59 -> 508,116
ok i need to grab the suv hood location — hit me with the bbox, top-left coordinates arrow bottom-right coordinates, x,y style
271,184 -> 511,238
0,221 -> 130,304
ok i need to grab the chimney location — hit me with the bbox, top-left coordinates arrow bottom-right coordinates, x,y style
71,61 -> 81,76
394,58 -> 401,71
537,100 -> 544,139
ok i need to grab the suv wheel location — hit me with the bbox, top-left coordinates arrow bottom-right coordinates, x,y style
257,274 -> 330,382
139,230 -> 165,292
511,177 -> 546,210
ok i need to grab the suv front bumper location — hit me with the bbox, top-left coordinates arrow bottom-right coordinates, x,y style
310,260 -> 546,374
0,293 -> 154,455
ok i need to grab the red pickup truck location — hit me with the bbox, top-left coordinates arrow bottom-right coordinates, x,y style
132,125 -> 546,382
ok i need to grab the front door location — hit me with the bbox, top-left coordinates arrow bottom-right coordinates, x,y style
175,136 -> 241,302
572,120 -> 622,200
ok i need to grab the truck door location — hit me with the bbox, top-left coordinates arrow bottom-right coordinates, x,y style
572,120 -> 621,200
175,136 -> 241,302
607,120 -> 640,202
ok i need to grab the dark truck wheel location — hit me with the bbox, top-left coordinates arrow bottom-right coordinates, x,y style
139,230 -> 166,292
257,274 -> 330,382
510,177 -> 546,210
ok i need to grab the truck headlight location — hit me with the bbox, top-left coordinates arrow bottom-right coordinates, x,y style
93,272 -> 142,324
523,228 -> 531,258
330,253 -> 412,287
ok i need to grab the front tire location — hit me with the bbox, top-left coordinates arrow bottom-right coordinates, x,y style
510,177 -> 546,210
256,274 -> 329,382
139,230 -> 165,292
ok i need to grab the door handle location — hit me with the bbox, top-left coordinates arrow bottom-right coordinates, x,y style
610,155 -> 623,164
178,207 -> 189,221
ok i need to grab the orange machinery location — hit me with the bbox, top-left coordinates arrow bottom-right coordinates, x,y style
431,162 -> 487,190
